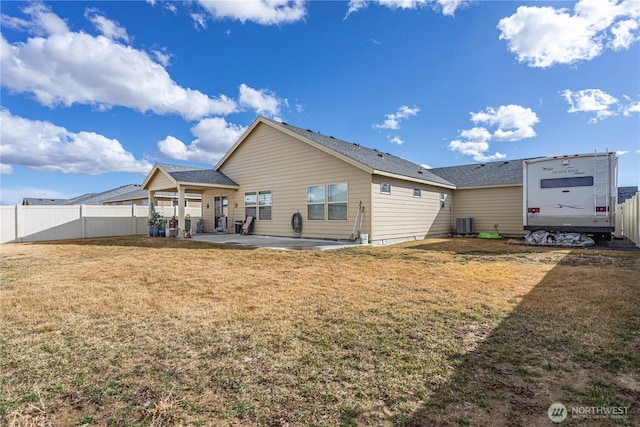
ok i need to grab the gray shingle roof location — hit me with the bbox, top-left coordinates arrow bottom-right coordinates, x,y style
618,186 -> 638,204
157,163 -> 238,187
24,184 -> 148,205
22,198 -> 69,205
67,184 -> 145,204
101,187 -> 201,203
102,187 -> 149,202
266,118 -> 455,187
429,159 -> 532,187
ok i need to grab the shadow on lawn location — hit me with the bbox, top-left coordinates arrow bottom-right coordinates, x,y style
34,235 -> 258,251
401,243 -> 640,426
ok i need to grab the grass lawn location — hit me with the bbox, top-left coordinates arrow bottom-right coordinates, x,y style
1,236 -> 639,426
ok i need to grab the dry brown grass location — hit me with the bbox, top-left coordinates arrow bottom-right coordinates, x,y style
1,236 -> 639,426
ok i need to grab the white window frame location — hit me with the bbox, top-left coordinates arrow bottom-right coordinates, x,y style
258,190 -> 272,221
244,192 -> 257,219
328,183 -> 348,221
413,188 -> 422,198
381,182 -> 391,194
307,185 -> 325,220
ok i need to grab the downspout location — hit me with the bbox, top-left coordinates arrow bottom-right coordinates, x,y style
450,202 -> 453,237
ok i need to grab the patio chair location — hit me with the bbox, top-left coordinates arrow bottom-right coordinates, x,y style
241,216 -> 254,235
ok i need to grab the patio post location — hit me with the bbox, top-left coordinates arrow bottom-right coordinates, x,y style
177,186 -> 185,236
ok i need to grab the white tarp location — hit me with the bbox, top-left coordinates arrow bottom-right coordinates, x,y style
524,230 -> 595,246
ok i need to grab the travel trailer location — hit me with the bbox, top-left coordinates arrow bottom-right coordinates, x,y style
523,152 -> 618,239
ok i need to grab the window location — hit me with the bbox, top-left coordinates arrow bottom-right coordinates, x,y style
258,190 -> 272,220
440,192 -> 446,208
307,185 -> 325,220
381,182 -> 391,194
328,183 -> 348,220
413,188 -> 421,198
540,176 -> 594,189
244,192 -> 256,218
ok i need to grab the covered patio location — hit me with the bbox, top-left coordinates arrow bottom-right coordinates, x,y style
142,163 -> 239,235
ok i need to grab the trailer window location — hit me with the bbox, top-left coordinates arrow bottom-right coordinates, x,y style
540,176 -> 594,188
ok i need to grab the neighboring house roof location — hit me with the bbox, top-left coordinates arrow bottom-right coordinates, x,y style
217,117 -> 456,189
23,184 -> 145,205
101,187 -> 149,203
23,183 -> 202,206
22,198 -> 69,205
430,158 -> 534,188
101,187 -> 201,204
618,186 -> 638,204
68,184 -> 144,205
149,163 -> 239,188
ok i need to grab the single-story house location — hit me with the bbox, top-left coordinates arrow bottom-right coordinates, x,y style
142,116 -> 530,244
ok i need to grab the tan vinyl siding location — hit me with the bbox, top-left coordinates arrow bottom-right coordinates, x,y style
370,175 -> 452,243
452,186 -> 524,237
147,170 -> 175,192
219,123 -> 371,239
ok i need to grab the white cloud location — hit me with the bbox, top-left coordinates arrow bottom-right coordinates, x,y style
348,0 -> 470,17
561,88 -> 640,122
190,13 -> 207,30
0,164 -> 15,175
196,0 -> 307,25
448,127 -> 497,161
345,0 -> 368,19
0,4 -> 237,120
420,164 -> 433,169
471,105 -> 539,141
3,2 -> 70,36
610,18 -> 640,49
151,49 -> 172,67
448,140 -> 506,162
436,0 -> 469,16
623,101 -> 640,116
146,0 -> 178,14
498,0 -> 640,68
158,117 -> 247,165
617,150 -> 629,155
562,89 -> 618,123
562,89 -> 618,115
448,104 -> 538,161
0,109 -> 151,175
388,136 -> 404,145
373,105 -> 420,130
85,8 -> 130,42
238,84 -> 280,117
459,126 -> 492,143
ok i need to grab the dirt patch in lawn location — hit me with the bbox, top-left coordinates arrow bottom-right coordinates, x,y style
1,236 -> 639,426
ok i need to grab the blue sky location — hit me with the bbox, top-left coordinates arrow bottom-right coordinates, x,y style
1,0 -> 639,205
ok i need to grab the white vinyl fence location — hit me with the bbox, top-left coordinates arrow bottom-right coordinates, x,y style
0,205 -> 201,244
615,192 -> 640,247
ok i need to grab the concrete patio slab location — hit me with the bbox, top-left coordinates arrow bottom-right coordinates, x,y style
190,233 -> 364,250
